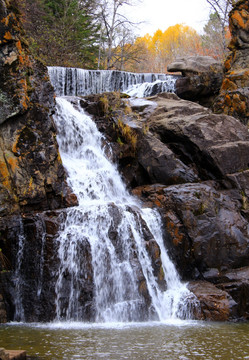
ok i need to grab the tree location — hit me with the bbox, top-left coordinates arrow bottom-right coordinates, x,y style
205,0 -> 238,53
202,12 -> 230,59
111,28 -> 146,71
99,0 -> 138,69
23,0 -> 101,68
131,25 -> 203,73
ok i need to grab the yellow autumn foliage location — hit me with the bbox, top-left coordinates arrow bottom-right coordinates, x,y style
128,24 -> 203,73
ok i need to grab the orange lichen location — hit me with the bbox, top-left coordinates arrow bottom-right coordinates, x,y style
221,78 -> 237,91
21,97 -> 28,110
16,40 -> 22,51
4,31 -> 12,40
166,221 -> 183,246
224,94 -> 232,107
1,14 -> 11,26
231,94 -> 246,114
6,156 -> 19,173
232,10 -> 246,29
224,53 -> 233,71
240,101 -> 246,113
17,79 -> 29,110
0,159 -> 11,190
154,199 -> 162,207
18,55 -> 24,65
12,133 -> 21,154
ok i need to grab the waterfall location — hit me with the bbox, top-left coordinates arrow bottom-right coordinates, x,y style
48,67 -> 177,98
13,217 -> 26,322
52,96 -> 197,322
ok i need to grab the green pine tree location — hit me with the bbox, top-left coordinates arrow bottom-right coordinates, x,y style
24,0 -> 101,68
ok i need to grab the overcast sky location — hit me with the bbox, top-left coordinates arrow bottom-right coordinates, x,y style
124,0 -> 211,36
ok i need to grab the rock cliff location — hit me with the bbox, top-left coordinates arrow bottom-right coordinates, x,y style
0,0 -> 76,322
0,0 -> 76,215
214,0 -> 249,125
82,91 -> 249,321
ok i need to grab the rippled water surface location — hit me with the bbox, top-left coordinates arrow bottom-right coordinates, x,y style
1,321 -> 249,359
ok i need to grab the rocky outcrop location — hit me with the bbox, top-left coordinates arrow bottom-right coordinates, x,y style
188,281 -> 237,321
0,348 -> 9,360
214,0 -> 249,125
0,348 -> 26,360
82,91 -> 249,321
0,0 -> 76,216
0,0 -> 77,323
167,56 -> 223,107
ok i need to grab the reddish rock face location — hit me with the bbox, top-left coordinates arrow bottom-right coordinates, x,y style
214,0 -> 249,125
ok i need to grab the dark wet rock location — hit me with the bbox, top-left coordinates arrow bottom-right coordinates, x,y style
0,211 -> 95,322
0,293 -> 7,323
216,266 -> 249,320
188,281 -> 237,321
132,182 -> 249,283
162,183 -> 249,276
168,56 -> 223,107
0,0 -> 78,323
80,93 -> 200,189
137,133 -> 199,185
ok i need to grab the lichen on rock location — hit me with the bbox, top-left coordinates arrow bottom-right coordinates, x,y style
213,0 -> 249,125
0,0 -> 76,216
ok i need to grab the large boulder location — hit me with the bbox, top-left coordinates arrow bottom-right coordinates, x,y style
167,56 -> 223,107
214,0 -> 249,125
187,281 -> 237,321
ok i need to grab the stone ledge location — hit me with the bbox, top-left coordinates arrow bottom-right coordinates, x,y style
7,350 -> 26,360
0,348 -> 26,360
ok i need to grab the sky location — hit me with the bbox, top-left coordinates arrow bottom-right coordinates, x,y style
124,0 -> 211,36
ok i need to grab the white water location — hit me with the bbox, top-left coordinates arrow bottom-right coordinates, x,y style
125,79 -> 176,98
53,96 -> 197,323
13,217 -> 26,321
48,67 -> 176,97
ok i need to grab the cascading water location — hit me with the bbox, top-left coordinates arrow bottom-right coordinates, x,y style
48,67 -> 177,98
13,217 -> 26,322
53,96 -> 197,323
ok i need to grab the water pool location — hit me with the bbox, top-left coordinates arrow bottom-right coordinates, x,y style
1,320 -> 249,359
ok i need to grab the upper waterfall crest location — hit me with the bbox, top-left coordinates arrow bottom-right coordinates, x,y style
48,67 -> 177,97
